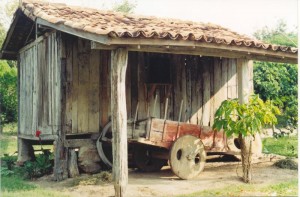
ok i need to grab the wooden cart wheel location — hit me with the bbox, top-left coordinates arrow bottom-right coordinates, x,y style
133,145 -> 167,172
96,121 -> 113,168
169,135 -> 206,179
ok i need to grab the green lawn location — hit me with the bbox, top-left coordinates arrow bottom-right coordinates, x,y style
263,136 -> 298,158
179,179 -> 298,197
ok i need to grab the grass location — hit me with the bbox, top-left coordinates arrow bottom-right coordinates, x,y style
2,123 -> 18,136
2,188 -> 70,197
1,176 -> 36,192
179,179 -> 298,197
263,136 -> 298,158
1,123 -> 18,157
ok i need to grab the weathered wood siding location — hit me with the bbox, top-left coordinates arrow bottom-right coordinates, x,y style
60,36 -> 241,135
19,32 -> 61,135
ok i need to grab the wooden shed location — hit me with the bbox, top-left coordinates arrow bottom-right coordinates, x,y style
0,0 -> 297,195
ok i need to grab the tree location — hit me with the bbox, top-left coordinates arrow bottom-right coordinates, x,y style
0,60 -> 17,123
213,95 -> 280,183
253,21 -> 298,128
112,0 -> 136,14
0,1 -> 18,125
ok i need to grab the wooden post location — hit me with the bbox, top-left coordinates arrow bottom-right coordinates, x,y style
54,34 -> 68,181
237,59 -> 253,183
111,48 -> 129,197
17,138 -> 35,164
237,59 -> 252,104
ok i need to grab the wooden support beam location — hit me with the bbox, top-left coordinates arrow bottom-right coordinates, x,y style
237,59 -> 252,104
111,48 -> 129,197
17,138 -> 35,164
54,34 -> 68,181
36,18 -> 109,44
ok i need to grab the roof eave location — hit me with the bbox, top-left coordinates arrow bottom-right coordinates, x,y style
91,39 -> 298,64
0,9 -> 23,60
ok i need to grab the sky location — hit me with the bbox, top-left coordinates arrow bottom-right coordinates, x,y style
1,0 -> 298,37
44,0 -> 298,37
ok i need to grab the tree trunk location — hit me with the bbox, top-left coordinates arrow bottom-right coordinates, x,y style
239,134 -> 253,183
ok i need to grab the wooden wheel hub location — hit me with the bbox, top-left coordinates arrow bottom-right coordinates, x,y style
169,135 -> 206,179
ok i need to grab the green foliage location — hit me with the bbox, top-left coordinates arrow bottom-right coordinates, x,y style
263,136 -> 297,157
1,154 -> 16,170
23,150 -> 53,179
112,0 -> 136,13
213,95 -> 280,137
1,176 -> 36,192
0,60 -> 17,123
253,20 -> 297,47
253,20 -> 298,128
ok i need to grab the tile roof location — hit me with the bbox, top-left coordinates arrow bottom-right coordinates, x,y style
19,0 -> 297,54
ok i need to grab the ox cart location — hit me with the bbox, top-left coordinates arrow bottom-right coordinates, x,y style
96,99 -> 247,180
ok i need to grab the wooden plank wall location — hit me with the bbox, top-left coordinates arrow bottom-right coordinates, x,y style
62,36 -> 240,134
126,54 -> 238,127
19,32 -> 242,137
19,32 -> 61,136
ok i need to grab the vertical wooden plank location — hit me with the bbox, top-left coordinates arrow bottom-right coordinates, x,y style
202,57 -> 211,126
89,49 -> 100,133
48,36 -> 52,128
185,56 -> 192,123
211,58 -> 222,126
172,55 -> 184,121
43,39 -> 49,129
197,57 -> 203,125
29,48 -> 33,135
227,59 -> 237,99
111,48 -> 128,197
181,56 -> 187,122
130,52 -> 138,119
37,42 -> 43,128
221,58 -> 228,101
100,50 -> 111,127
71,37 -> 78,133
126,52 -> 132,119
19,52 -> 24,135
32,44 -> 38,134
137,52 -> 147,119
167,54 -> 174,120
20,52 -> 23,134
77,38 -> 90,133
190,56 -> 202,125
65,35 -> 73,134
55,32 -> 62,129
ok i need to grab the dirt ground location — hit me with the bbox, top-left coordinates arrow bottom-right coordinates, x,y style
33,154 -> 297,197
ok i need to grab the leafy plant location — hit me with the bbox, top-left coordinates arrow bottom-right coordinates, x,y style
213,95 -> 280,137
23,150 -> 53,179
1,154 -> 16,170
35,150 -> 52,175
23,160 -> 39,180
213,95 -> 280,183
1,167 -> 15,177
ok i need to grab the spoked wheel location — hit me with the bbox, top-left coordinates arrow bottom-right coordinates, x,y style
96,122 -> 113,168
133,145 -> 167,172
169,135 -> 206,179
